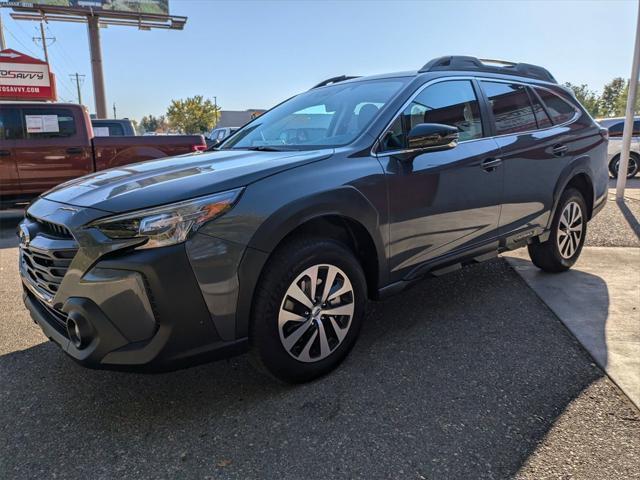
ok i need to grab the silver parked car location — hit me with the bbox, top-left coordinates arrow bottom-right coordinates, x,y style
597,117 -> 639,178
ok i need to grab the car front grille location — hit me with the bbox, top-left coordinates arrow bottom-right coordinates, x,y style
19,217 -> 78,302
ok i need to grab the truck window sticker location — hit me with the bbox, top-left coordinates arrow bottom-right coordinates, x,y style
25,115 -> 60,134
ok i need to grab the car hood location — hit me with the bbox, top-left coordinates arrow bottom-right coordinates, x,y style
43,148 -> 333,213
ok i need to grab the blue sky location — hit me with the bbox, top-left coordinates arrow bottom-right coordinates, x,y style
1,0 -> 638,120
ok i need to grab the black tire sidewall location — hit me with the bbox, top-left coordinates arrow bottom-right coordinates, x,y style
251,238 -> 367,383
548,188 -> 588,269
610,154 -> 639,179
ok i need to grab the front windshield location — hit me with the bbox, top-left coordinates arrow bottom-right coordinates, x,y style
222,79 -> 407,151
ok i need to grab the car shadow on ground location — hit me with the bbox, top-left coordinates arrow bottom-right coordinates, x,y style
0,259 -> 609,479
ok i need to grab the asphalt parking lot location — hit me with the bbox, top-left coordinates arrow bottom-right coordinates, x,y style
1,183 -> 639,479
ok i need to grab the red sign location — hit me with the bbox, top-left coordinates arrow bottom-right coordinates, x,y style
0,49 -> 57,101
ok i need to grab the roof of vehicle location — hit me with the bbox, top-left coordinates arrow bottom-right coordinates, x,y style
91,118 -> 133,123
312,56 -> 559,90
0,101 -> 85,108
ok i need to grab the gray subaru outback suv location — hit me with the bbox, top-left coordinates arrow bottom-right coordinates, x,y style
19,56 -> 608,382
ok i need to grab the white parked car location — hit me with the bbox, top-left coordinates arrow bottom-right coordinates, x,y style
597,117 -> 639,178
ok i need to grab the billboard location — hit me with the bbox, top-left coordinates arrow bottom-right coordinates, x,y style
0,0 -> 169,15
0,49 -> 56,101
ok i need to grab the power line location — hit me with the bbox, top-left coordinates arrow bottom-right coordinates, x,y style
3,24 -> 40,57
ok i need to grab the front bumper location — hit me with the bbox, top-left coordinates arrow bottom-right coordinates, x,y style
20,198 -> 249,371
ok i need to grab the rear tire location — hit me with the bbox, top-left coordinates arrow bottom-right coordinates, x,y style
609,153 -> 639,179
250,236 -> 367,383
528,188 -> 587,272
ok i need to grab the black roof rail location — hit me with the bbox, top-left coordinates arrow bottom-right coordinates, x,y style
312,75 -> 360,89
418,56 -> 557,84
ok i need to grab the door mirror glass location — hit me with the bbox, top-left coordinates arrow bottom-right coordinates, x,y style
406,123 -> 459,150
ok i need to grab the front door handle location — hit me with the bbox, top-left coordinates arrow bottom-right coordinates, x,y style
481,158 -> 502,172
552,144 -> 568,157
0,150 -> 10,157
66,147 -> 84,155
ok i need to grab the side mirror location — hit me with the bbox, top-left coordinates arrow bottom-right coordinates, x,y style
406,123 -> 459,151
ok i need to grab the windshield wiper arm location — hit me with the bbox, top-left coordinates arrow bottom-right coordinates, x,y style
244,145 -> 290,151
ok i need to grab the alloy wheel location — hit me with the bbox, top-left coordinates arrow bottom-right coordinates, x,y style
557,201 -> 584,259
278,264 -> 355,363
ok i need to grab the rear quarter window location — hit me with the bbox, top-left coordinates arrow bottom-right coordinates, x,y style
481,81 -> 537,135
534,88 -> 578,125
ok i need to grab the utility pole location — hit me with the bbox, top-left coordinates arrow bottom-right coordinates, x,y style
87,16 -> 107,119
113,102 -> 116,118
33,20 -> 54,64
70,73 -> 85,104
616,1 -> 640,200
0,10 -> 6,50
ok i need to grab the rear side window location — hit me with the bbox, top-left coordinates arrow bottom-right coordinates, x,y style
0,108 -> 23,140
608,120 -> 640,137
21,108 -> 77,139
534,88 -> 577,125
380,80 -> 483,151
481,81 -> 537,135
527,87 -> 552,129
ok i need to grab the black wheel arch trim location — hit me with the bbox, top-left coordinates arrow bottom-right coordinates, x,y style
547,155 -> 596,229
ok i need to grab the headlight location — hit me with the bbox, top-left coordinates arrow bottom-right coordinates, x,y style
89,188 -> 243,249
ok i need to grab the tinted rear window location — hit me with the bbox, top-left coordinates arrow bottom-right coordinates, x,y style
93,122 -> 125,136
481,81 -> 537,135
528,87 -> 553,129
0,107 -> 23,140
535,88 -> 577,125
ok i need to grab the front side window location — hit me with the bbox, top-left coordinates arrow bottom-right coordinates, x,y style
223,78 -> 407,151
0,107 -> 23,140
379,80 -> 483,151
21,108 -> 77,139
482,82 -> 537,135
534,88 -> 577,125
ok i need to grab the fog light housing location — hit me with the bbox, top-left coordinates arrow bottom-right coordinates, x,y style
66,312 -> 92,349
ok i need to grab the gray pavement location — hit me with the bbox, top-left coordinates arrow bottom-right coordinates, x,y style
1,182 -> 640,479
506,247 -> 640,408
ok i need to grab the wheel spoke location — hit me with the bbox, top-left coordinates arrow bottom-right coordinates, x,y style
323,302 -> 354,317
307,265 -> 319,303
282,319 -> 312,351
317,320 -> 331,358
297,329 -> 318,362
329,317 -> 348,342
278,309 -> 306,327
287,283 -> 313,309
321,266 -> 339,303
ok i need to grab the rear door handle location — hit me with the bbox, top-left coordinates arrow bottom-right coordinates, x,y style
0,150 -> 10,157
552,144 -> 568,157
481,158 -> 502,172
66,147 -> 84,155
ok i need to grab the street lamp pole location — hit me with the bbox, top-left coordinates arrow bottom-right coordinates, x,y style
616,0 -> 640,200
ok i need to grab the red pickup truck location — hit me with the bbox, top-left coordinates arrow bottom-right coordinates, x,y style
0,102 -> 206,208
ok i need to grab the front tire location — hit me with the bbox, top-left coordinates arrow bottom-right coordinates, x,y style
528,188 -> 587,272
609,153 -> 639,179
250,236 -> 367,383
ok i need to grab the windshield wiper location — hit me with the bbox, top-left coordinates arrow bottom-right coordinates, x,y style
244,145 -> 290,151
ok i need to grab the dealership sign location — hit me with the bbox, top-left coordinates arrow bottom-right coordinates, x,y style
0,0 -> 170,16
0,49 -> 56,101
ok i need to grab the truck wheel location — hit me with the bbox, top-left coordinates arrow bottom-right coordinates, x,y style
528,188 -> 587,273
609,153 -> 639,179
250,236 -> 367,383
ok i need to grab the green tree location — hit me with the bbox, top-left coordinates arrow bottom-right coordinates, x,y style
564,82 -> 600,118
166,96 -> 220,134
599,77 -> 626,117
139,115 -> 168,134
614,80 -> 640,117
